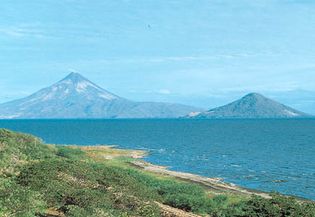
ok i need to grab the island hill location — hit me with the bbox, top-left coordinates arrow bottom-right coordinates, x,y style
1,129 -> 315,217
187,93 -> 311,119
0,72 -> 311,119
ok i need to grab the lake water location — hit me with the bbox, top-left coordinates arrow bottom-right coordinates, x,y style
0,119 -> 314,200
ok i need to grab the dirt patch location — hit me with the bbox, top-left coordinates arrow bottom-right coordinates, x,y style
69,145 -> 147,160
156,202 -> 202,217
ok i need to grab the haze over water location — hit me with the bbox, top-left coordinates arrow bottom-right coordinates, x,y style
0,119 -> 314,200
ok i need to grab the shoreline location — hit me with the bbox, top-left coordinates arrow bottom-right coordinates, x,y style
73,145 -> 274,199
72,145 -> 315,202
72,144 -> 315,202
129,160 -> 272,199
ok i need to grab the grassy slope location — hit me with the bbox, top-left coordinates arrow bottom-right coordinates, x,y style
0,129 -> 314,217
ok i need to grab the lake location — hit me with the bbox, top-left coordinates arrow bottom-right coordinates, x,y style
0,119 -> 314,200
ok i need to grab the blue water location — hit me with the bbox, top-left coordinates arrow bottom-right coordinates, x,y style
0,119 -> 314,200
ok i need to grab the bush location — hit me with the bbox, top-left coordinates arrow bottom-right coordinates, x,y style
57,146 -> 85,160
242,194 -> 315,217
17,159 -> 161,216
0,178 -> 46,217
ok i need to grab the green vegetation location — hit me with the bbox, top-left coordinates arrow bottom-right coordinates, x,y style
0,128 -> 314,216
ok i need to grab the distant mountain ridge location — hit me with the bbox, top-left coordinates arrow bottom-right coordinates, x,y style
188,93 -> 310,119
0,73 -> 202,119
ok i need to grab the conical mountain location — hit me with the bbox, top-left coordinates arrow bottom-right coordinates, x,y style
189,93 -> 310,119
0,73 -> 202,119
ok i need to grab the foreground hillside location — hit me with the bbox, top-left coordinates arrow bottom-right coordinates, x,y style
0,129 -> 314,217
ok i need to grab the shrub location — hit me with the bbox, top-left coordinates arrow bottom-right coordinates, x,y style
56,146 -> 85,160
0,178 -> 46,216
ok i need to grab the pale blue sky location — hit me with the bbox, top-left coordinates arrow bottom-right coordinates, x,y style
0,0 -> 315,113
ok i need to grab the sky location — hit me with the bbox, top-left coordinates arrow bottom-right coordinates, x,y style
0,0 -> 315,113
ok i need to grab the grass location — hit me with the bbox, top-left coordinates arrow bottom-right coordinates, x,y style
0,128 -> 314,217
